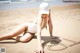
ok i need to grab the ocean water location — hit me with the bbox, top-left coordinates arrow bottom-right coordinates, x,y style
0,0 -> 79,10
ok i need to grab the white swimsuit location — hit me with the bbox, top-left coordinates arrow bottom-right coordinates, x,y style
27,23 -> 37,33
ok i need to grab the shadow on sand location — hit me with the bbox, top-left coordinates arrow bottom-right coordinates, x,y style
0,36 -> 80,51
0,38 -> 20,44
39,36 -> 80,51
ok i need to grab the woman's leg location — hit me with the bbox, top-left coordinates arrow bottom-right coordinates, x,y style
0,23 -> 27,41
16,33 -> 35,43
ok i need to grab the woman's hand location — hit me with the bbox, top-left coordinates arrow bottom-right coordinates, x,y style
34,46 -> 44,53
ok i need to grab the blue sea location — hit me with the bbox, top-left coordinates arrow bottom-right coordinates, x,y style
0,0 -> 79,10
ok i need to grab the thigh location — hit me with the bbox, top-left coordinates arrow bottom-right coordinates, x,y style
20,33 -> 35,42
10,23 -> 28,37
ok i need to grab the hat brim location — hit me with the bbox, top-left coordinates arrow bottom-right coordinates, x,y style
39,10 -> 49,14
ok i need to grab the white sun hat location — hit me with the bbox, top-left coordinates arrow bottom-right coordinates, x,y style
39,2 -> 49,14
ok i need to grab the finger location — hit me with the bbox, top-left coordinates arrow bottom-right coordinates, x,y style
39,51 -> 42,53
34,50 -> 39,53
34,50 -> 38,52
40,51 -> 43,53
39,51 -> 41,53
43,51 -> 44,53
40,50 -> 44,53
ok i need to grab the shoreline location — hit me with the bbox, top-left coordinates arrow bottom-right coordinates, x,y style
0,2 -> 80,10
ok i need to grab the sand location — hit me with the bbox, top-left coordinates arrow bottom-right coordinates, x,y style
0,4 -> 80,53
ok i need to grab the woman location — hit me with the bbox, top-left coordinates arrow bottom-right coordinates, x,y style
0,2 -> 55,53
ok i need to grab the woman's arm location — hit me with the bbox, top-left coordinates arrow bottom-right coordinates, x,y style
48,9 -> 53,38
37,16 -> 42,47
36,15 -> 44,53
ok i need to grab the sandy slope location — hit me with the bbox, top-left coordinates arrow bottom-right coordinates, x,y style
0,4 -> 80,53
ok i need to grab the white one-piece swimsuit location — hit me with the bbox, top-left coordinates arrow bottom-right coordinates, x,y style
26,22 -> 37,33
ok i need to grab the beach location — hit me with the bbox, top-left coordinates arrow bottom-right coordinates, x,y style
0,3 -> 80,53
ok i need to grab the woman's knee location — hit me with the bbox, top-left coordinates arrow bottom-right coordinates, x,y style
20,37 -> 29,43
20,33 -> 34,43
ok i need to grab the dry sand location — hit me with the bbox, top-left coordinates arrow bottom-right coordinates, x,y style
0,4 -> 80,53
